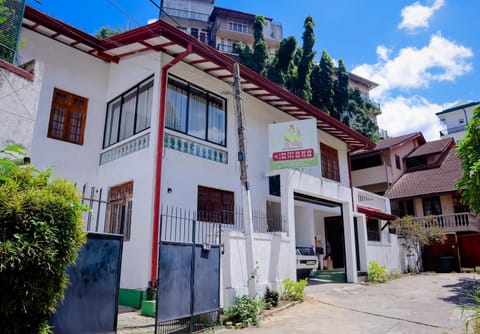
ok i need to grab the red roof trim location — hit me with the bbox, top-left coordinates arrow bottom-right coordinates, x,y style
357,205 -> 396,221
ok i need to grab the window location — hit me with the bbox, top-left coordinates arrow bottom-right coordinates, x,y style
103,76 -> 154,148
351,154 -> 382,171
422,196 -> 442,216
459,118 -> 465,124
320,143 -> 340,182
395,154 -> 401,170
367,219 -> 381,242
197,186 -> 234,224
190,28 -> 198,39
398,199 -> 415,216
48,88 -> 88,145
166,76 -> 226,146
227,21 -> 248,33
106,181 -> 133,241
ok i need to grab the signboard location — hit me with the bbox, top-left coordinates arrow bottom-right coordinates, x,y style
268,118 -> 319,170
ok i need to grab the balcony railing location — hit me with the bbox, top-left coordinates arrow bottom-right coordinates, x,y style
413,212 -> 480,233
216,43 -> 239,55
161,7 -> 210,22
353,187 -> 389,212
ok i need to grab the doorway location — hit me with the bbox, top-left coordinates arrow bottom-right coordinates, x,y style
324,216 -> 345,269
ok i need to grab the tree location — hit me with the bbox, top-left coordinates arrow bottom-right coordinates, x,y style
0,145 -> 86,333
390,216 -> 445,272
250,16 -> 269,75
266,36 -> 297,88
95,26 -> 124,39
333,59 -> 350,120
350,108 -> 379,141
456,104 -> 480,214
235,42 -> 253,69
295,15 -> 315,102
311,50 -> 335,116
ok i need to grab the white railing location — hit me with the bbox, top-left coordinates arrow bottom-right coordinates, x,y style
353,187 -> 389,212
413,213 -> 480,233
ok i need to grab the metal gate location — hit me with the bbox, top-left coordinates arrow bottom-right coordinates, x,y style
156,207 -> 221,334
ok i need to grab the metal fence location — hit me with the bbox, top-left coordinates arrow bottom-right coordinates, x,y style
0,0 -> 25,63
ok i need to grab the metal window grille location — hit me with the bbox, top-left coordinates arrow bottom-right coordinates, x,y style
0,0 -> 25,64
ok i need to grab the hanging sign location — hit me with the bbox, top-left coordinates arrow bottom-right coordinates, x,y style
268,118 -> 319,170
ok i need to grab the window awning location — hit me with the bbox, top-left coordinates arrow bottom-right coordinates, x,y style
357,205 -> 397,221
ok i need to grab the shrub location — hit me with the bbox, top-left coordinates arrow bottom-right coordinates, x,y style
222,295 -> 263,326
368,261 -> 387,283
282,278 -> 307,301
0,165 -> 86,333
464,288 -> 480,334
263,287 -> 279,309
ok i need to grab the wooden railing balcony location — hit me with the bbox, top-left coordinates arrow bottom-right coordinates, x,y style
413,212 -> 480,233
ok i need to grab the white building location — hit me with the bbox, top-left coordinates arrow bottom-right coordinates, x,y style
17,6 -> 401,306
437,101 -> 479,143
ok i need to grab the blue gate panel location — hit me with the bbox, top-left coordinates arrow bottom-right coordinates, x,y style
157,243 -> 193,322
51,233 -> 123,334
193,246 -> 220,315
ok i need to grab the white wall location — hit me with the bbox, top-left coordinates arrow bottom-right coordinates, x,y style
0,60 -> 43,152
19,29 -> 109,185
294,206 -> 315,247
366,234 -> 403,273
221,230 -> 291,307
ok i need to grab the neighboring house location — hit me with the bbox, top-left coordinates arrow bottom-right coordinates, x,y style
436,101 -> 479,142
18,6 -> 399,307
351,132 -> 426,195
0,59 -> 43,152
160,0 -> 214,45
209,7 -> 282,56
385,137 -> 479,235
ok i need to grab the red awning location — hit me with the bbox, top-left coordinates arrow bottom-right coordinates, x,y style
357,205 -> 397,221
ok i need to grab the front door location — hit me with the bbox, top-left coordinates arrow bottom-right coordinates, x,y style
325,216 -> 345,269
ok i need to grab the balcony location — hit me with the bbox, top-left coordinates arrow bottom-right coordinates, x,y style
353,187 -> 389,212
161,7 -> 210,22
413,213 -> 480,233
216,43 -> 239,55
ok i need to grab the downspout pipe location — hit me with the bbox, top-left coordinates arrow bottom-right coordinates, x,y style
151,45 -> 192,285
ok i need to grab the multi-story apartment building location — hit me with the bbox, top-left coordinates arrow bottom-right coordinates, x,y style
436,101 -> 479,142
209,7 -> 283,55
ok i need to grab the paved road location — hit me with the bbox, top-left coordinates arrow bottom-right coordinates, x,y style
217,273 -> 477,334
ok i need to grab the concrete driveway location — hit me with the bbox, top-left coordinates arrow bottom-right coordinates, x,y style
217,273 -> 478,334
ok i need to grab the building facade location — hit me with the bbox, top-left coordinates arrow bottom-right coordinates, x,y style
16,6 -> 402,306
436,101 -> 479,142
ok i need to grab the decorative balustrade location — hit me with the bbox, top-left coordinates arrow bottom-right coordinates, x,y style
413,212 -> 480,232
353,187 -> 389,212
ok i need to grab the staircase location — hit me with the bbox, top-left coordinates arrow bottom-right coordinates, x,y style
310,269 -> 346,283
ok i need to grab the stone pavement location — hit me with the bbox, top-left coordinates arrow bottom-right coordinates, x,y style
118,273 -> 478,334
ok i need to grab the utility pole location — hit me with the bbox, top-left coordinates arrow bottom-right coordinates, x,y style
233,63 -> 256,297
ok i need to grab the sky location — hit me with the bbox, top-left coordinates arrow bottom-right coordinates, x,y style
26,0 -> 480,141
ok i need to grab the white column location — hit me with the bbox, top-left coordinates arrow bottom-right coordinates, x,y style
355,214 -> 368,272
280,169 -> 297,281
342,202 -> 357,283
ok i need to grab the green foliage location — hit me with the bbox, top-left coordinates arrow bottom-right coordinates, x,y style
266,36 -> 297,88
295,15 -> 315,102
0,163 -> 87,333
311,50 -> 335,115
390,216 -> 445,272
456,104 -> 480,215
367,261 -> 387,283
463,287 -> 480,334
282,278 -> 307,301
263,287 -> 279,309
222,295 -> 263,326
95,25 -> 124,39
333,59 -> 350,119
0,144 -> 26,182
250,16 -> 268,75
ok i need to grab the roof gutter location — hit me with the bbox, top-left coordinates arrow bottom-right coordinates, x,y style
150,45 -> 192,285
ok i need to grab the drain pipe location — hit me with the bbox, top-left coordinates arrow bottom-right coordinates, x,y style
150,45 -> 192,285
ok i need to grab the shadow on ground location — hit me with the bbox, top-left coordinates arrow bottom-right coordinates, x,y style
440,276 -> 479,306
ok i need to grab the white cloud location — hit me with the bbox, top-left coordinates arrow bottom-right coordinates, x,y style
353,32 -> 473,99
398,0 -> 445,32
376,96 -> 446,141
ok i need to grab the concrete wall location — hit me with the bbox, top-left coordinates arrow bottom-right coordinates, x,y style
0,59 -> 43,152
366,234 -> 403,273
221,230 -> 291,306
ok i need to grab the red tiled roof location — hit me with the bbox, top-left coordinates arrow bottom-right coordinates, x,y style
22,6 -> 374,151
351,132 -> 425,156
385,149 -> 463,199
406,137 -> 454,158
